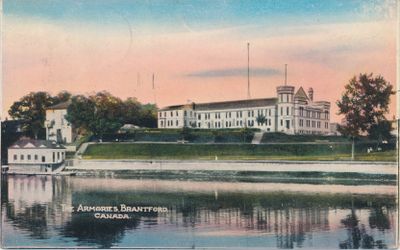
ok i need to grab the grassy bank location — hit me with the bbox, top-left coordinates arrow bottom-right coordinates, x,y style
83,143 -> 396,161
95,128 -> 257,143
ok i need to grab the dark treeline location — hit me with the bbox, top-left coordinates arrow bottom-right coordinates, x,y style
7,91 -> 157,141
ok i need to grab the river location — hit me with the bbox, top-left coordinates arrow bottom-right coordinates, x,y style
1,175 -> 397,248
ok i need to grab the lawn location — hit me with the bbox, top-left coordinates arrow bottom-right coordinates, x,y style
83,142 -> 397,162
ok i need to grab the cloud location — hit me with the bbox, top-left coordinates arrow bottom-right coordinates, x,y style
185,67 -> 281,78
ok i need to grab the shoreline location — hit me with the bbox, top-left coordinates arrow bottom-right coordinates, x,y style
66,159 -> 398,175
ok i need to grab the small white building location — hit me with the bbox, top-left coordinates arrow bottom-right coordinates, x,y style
158,84 -> 331,135
8,139 -> 66,172
45,100 -> 75,144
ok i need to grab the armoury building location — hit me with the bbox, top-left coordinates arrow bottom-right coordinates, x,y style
158,84 -> 331,135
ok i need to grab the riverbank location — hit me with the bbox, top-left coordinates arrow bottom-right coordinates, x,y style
82,143 -> 397,162
67,159 -> 397,175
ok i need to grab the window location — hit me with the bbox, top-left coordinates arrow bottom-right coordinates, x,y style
252,111 -> 254,117
286,107 -> 289,115
280,107 -> 283,116
198,114 -> 201,120
42,156 -> 45,162
160,121 -> 164,126
300,107 -> 304,117
35,155 -> 38,160
171,111 -> 173,117
176,120 -> 178,126
184,111 -> 187,116
62,152 -> 65,159
27,155 -> 31,160
57,152 -> 60,160
53,152 -> 55,162
176,111 -> 179,116
280,120 -> 283,126
269,109 -> 271,116
159,112 -> 162,118
13,155 -> 17,160
198,122 -> 201,127
20,155 -> 24,160
286,120 -> 290,129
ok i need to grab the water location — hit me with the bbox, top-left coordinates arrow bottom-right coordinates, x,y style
1,175 -> 397,249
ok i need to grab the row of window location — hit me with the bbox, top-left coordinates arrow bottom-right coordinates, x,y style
160,108 -> 275,120
161,120 -> 179,127
298,130 -> 326,135
299,107 -> 329,120
161,117 -> 274,129
278,93 -> 293,103
299,119 -> 329,129
13,151 -> 65,163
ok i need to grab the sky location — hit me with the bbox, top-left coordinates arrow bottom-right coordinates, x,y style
2,0 -> 398,122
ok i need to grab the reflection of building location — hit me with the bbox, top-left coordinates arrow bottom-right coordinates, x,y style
7,139 -> 66,172
2,176 -> 73,240
45,101 -> 75,144
158,85 -> 331,135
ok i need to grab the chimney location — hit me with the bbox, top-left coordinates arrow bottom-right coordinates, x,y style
308,88 -> 314,101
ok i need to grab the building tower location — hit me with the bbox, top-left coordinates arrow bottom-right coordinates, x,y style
276,65 -> 295,134
276,85 -> 295,134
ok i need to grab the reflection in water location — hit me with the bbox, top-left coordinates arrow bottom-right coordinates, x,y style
1,175 -> 397,248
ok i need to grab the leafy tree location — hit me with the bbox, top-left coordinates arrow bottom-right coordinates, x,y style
337,73 -> 394,137
65,95 -> 96,135
337,73 -> 394,158
8,91 -> 71,139
256,114 -> 266,126
122,97 -> 142,125
89,92 -> 125,139
137,103 -> 157,128
368,120 -> 393,141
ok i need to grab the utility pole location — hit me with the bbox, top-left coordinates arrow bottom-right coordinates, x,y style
152,73 -> 157,104
285,64 -> 287,86
247,42 -> 250,99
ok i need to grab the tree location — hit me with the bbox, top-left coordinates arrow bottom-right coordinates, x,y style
89,92 -> 125,139
8,91 -> 71,139
65,95 -> 96,135
368,120 -> 393,141
137,103 -> 157,128
337,73 -> 394,158
256,114 -> 266,126
122,97 -> 142,126
66,92 -> 125,139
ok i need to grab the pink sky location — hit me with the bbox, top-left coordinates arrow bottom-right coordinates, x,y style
3,16 -> 397,123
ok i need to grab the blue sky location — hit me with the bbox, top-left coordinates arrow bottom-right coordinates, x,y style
4,0 -> 390,32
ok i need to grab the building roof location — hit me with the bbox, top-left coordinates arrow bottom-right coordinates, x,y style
160,98 -> 278,111
9,139 -> 66,150
46,100 -> 71,110
294,87 -> 309,100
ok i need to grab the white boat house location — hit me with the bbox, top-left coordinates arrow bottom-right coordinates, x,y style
8,139 -> 66,173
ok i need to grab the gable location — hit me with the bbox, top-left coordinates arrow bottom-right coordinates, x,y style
294,87 -> 309,100
24,142 -> 36,148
